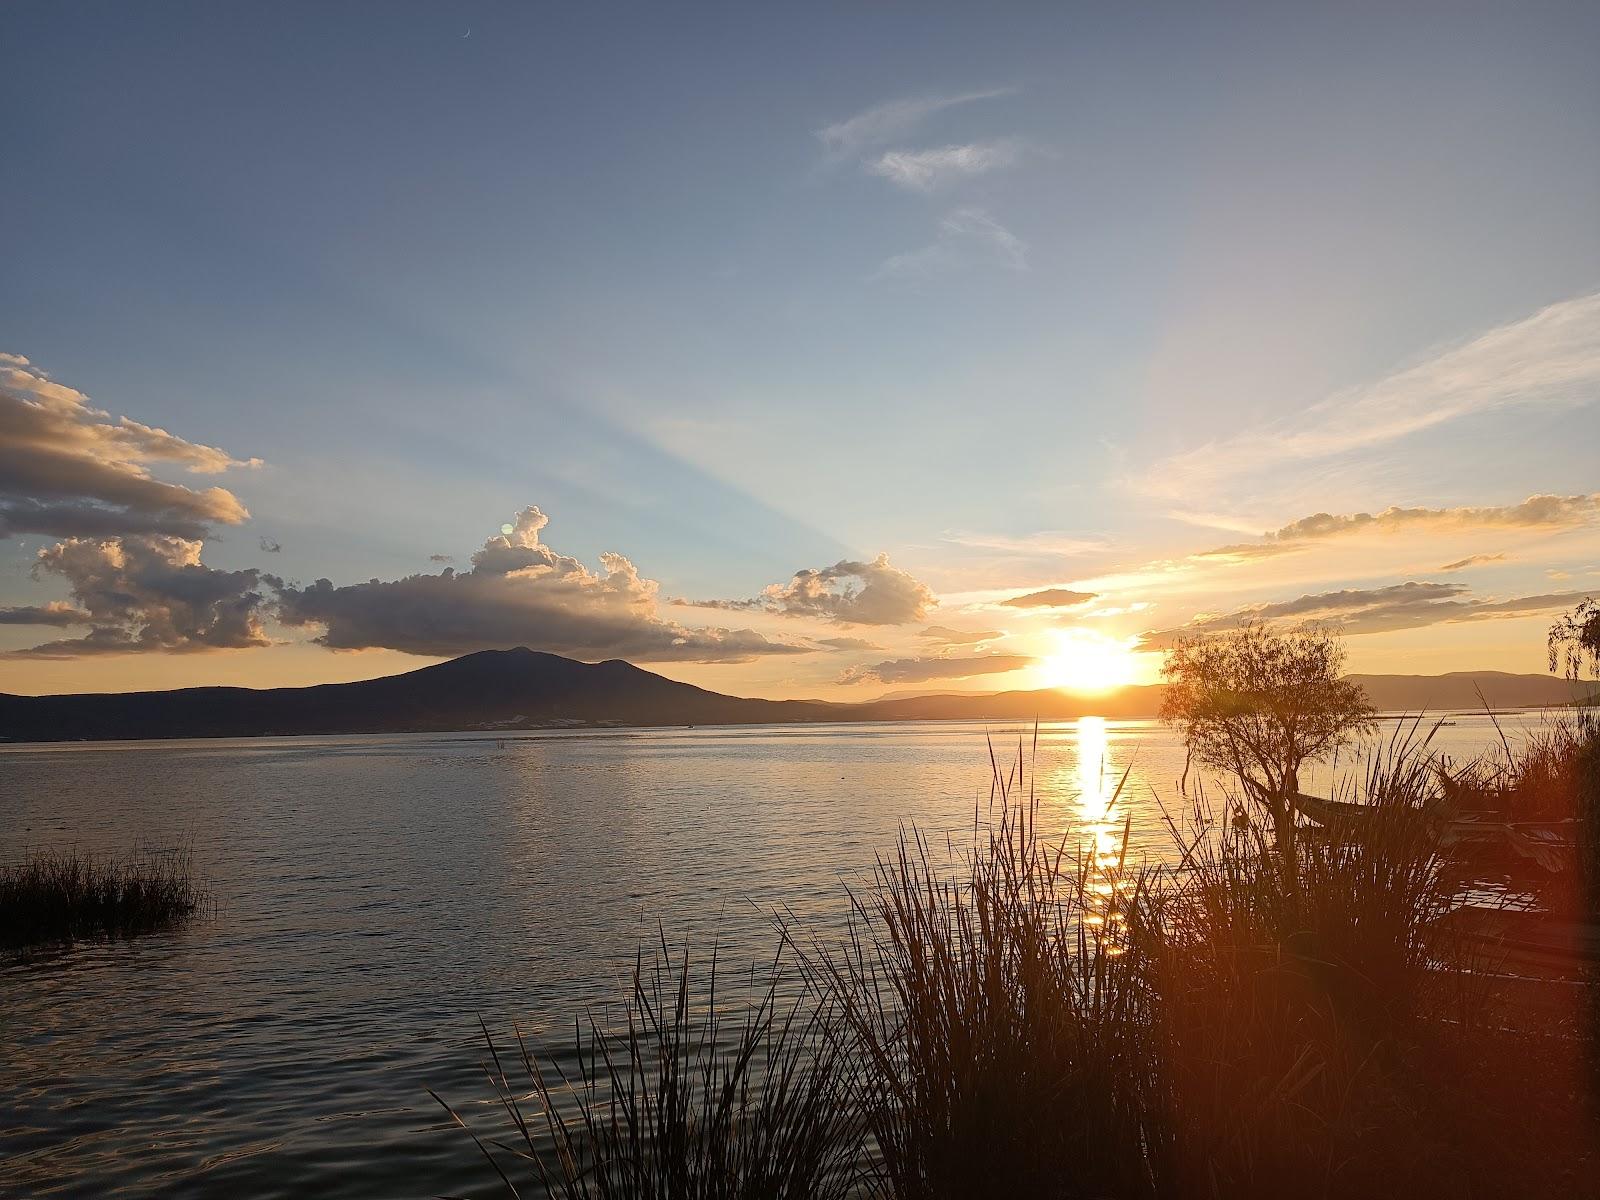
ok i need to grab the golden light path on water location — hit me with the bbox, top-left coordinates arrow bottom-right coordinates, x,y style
1068,715 -> 1131,937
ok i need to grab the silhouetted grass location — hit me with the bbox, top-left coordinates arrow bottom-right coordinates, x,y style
793,740 -> 1159,1199
0,847 -> 206,951
1131,741 -> 1466,1198
436,935 -> 860,1199
448,726 -> 1599,1197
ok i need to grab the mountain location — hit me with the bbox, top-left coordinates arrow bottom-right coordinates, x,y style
0,649 -> 835,742
1,649 -> 1593,743
1344,671 -> 1596,713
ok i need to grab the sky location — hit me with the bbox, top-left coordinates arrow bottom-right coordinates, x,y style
2,1 -> 1598,700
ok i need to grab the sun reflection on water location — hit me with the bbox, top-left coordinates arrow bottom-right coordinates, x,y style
1071,715 -> 1131,944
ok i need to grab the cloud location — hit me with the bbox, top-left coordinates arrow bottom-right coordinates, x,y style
816,88 -> 1014,161
258,536 -> 282,553
920,625 -> 1002,646
7,534 -> 271,658
0,353 -> 258,541
867,139 -> 1023,190
815,636 -> 884,652
683,554 -> 936,626
1139,580 -> 1595,648
1142,291 -> 1600,496
1196,494 -> 1600,561
0,601 -> 91,627
839,653 -> 1034,686
271,506 -> 812,663
874,207 -> 1027,280
428,553 -> 455,563
1439,553 -> 1508,572
1001,587 -> 1098,609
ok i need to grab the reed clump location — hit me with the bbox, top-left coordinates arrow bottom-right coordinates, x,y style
0,847 -> 206,951
797,746 -> 1158,1200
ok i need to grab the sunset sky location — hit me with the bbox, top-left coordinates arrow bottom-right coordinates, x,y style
3,2 -> 1598,699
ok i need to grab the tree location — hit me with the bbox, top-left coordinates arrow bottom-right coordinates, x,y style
1548,596 -> 1600,685
1160,621 -> 1375,885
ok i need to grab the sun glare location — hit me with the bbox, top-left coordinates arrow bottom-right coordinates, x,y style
1037,629 -> 1141,695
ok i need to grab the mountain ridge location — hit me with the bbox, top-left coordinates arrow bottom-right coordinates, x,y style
1,647 -> 1594,743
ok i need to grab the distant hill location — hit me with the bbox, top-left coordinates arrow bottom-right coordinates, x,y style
1,649 -> 1593,743
1348,671 -> 1597,713
0,649 -> 835,742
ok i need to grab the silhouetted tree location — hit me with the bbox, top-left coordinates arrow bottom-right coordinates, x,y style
1160,621 -> 1375,887
1548,596 -> 1600,686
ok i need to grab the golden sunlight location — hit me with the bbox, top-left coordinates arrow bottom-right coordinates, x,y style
1036,628 -> 1141,694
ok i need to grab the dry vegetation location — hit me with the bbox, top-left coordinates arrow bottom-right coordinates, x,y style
0,848 -> 207,952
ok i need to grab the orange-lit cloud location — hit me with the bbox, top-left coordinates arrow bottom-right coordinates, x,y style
273,506 -> 812,663
7,534 -> 270,657
1140,581 -> 1595,648
681,553 -> 936,626
0,353 -> 257,540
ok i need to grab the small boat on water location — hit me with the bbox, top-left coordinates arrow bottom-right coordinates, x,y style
1290,792 -> 1579,873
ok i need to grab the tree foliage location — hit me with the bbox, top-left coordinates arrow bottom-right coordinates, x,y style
1160,622 -> 1375,878
1548,596 -> 1600,684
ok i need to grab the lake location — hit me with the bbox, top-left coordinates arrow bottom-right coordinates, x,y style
0,715 -> 1542,1197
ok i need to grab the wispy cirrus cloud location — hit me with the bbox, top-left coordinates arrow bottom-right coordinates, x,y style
838,653 -> 1032,686
1194,493 -> 1600,562
1439,553 -> 1507,571
940,529 -> 1107,557
814,636 -> 884,652
816,88 -> 1015,161
1139,580 -> 1595,648
919,625 -> 1002,646
1141,291 -> 1600,498
868,139 -> 1023,191
873,207 -> 1027,280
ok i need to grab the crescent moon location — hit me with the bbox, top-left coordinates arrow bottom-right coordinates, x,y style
461,27 -> 471,38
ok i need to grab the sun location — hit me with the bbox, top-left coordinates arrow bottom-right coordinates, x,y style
1036,629 -> 1141,695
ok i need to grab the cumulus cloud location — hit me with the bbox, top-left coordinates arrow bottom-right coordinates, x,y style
683,554 -> 936,626
874,207 -> 1027,280
838,653 -> 1033,686
1142,292 -> 1600,497
271,506 -> 812,663
1139,581 -> 1595,648
816,88 -> 1014,161
1196,494 -> 1600,562
867,139 -> 1023,190
1440,553 -> 1507,571
7,534 -> 271,658
0,353 -> 258,540
1001,588 -> 1098,609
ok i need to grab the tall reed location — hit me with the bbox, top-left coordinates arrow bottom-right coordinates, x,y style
794,740 -> 1160,1200
437,935 -> 859,1200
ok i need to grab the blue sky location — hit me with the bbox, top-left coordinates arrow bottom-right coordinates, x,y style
3,2 -> 1598,697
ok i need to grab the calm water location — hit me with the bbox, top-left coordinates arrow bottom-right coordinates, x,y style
0,715 -> 1537,1197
